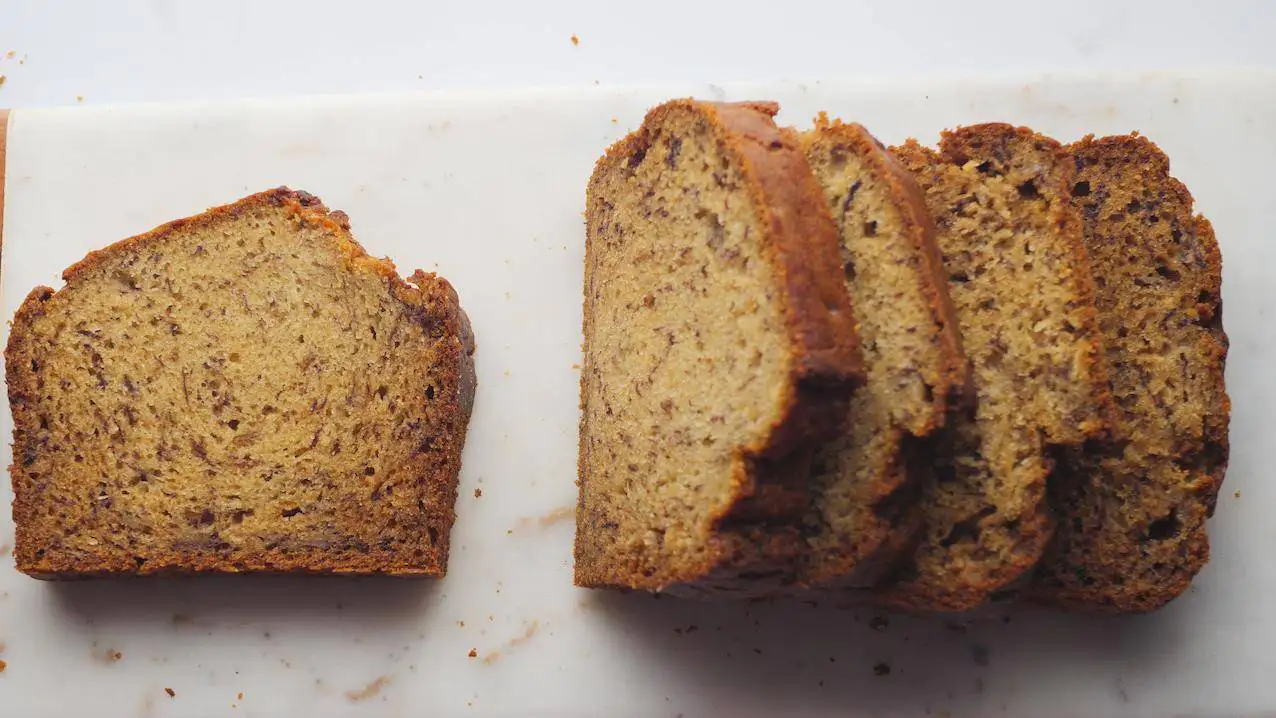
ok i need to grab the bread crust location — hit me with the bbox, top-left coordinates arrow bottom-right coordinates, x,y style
576,100 -> 863,594
7,188 -> 476,578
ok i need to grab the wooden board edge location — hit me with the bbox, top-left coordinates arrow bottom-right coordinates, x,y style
0,109 -> 8,260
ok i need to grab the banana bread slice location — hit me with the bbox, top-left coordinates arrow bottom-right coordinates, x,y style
797,117 -> 967,588
575,100 -> 864,595
881,125 -> 1112,610
7,188 -> 476,578
1029,135 -> 1230,612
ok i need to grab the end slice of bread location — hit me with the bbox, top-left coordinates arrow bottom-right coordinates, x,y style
797,117 -> 968,588
880,125 -> 1113,610
7,188 -> 476,578
1029,135 -> 1230,612
575,100 -> 864,595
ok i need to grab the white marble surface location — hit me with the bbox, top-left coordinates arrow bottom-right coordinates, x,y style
1,0 -> 1275,108
0,70 -> 1273,717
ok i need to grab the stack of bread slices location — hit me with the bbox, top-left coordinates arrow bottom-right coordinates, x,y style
575,99 -> 1229,613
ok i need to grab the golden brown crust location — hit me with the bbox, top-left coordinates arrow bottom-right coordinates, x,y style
575,100 -> 863,593
8,188 -> 476,578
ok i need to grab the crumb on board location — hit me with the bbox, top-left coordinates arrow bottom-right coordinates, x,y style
94,647 -> 124,664
345,675 -> 392,702
468,649 -> 478,658
514,505 -> 574,531
873,662 -> 891,676
611,117 -> 618,124
76,95 -> 84,103
1235,490 -> 1241,498
458,620 -> 466,628
571,363 -> 581,370
165,688 -> 175,698
474,488 -> 482,498
0,76 -> 7,88
238,692 -> 244,700
570,34 -> 580,46
4,51 -> 14,59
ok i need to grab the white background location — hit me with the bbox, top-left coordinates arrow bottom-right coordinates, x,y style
0,0 -> 1274,108
3,4 -> 1276,718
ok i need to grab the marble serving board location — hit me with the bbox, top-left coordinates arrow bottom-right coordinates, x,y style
0,69 -> 1273,718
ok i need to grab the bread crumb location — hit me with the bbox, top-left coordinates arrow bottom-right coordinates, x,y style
4,51 -> 13,60
76,95 -> 84,103
571,363 -> 581,370
238,692 -> 244,700
611,118 -> 618,124
1235,490 -> 1241,498
473,488 -> 482,498
165,688 -> 175,698
873,662 -> 891,676
570,34 -> 580,46
468,648 -> 477,658
0,76 -> 7,88
94,647 -> 124,664
345,675 -> 391,702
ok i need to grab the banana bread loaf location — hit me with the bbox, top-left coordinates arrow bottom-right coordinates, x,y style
798,116 -> 967,588
881,125 -> 1112,610
7,188 -> 476,578
1029,134 -> 1230,612
575,100 -> 863,595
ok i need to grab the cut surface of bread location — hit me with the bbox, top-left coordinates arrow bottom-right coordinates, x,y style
7,188 -> 476,578
881,125 -> 1112,610
1030,135 -> 1229,612
798,117 -> 967,588
576,100 -> 863,594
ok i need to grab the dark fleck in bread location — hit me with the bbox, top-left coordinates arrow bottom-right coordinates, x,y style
7,188 -> 476,578
575,99 -> 864,595
797,116 -> 968,588
880,125 -> 1113,610
1029,135 -> 1230,612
